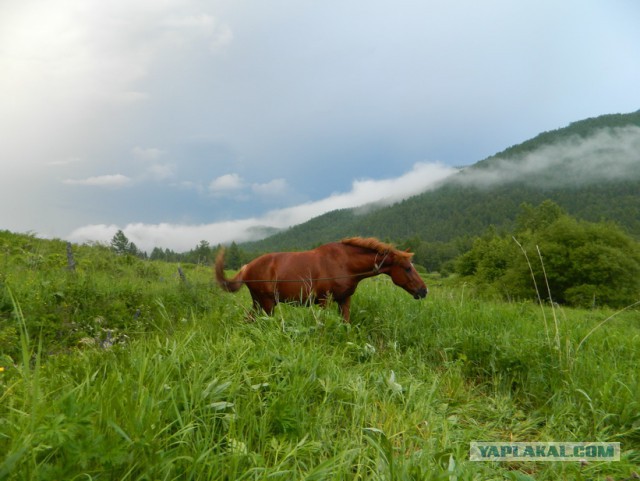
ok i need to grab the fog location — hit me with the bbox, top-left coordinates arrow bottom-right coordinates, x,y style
456,126 -> 640,188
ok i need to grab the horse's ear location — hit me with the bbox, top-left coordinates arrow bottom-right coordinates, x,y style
404,248 -> 410,253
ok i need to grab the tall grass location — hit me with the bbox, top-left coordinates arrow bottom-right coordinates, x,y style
0,232 -> 638,479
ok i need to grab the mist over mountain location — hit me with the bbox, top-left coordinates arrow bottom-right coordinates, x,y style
457,125 -> 640,188
244,110 -> 640,254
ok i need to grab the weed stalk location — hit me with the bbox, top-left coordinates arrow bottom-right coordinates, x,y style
512,237 -> 550,345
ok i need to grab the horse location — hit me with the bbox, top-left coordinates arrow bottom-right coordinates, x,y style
215,237 -> 428,322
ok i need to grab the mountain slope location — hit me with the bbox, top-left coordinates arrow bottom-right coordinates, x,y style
244,110 -> 640,254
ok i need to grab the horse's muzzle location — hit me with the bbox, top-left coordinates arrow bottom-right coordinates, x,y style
413,287 -> 428,299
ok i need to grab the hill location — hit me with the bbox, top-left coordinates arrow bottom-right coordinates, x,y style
244,110 -> 640,264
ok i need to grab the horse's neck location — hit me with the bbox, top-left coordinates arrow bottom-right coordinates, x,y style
344,247 -> 389,276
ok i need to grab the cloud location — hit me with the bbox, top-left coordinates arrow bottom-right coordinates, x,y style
67,162 -> 456,251
63,174 -> 132,187
208,175 -> 290,197
209,173 -> 245,194
0,1 -> 233,179
457,126 -> 640,188
259,162 -> 456,226
251,178 -> 288,196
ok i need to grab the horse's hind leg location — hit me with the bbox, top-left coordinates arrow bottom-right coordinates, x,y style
250,292 -> 276,317
243,293 -> 268,322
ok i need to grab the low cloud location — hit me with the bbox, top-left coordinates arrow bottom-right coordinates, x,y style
267,162 -> 456,226
68,162 -> 456,251
456,126 -> 640,188
63,174 -> 132,187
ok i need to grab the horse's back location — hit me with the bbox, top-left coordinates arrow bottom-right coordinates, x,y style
243,249 -> 328,281
240,244 -> 347,299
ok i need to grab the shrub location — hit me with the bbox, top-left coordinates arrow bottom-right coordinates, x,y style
456,202 -> 640,307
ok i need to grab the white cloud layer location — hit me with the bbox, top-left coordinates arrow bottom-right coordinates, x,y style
63,174 -> 132,187
458,126 -> 640,187
68,162 -> 456,251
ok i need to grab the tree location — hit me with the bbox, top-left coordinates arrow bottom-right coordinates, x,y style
110,230 -> 130,255
456,201 -> 640,307
531,217 -> 640,307
225,242 -> 242,270
517,200 -> 565,233
150,247 -> 165,261
192,240 -> 213,265
110,230 -> 140,256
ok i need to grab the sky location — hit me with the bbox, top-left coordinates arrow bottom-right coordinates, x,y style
1,0 -> 639,252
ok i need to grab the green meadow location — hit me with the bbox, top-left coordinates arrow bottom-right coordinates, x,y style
1,232 -> 639,480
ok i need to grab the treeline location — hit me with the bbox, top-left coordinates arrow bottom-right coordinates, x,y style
149,241 -> 246,269
109,230 -> 249,269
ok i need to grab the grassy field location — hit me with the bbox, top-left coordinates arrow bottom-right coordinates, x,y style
1,232 -> 639,480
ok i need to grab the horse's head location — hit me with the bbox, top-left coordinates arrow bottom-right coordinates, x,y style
387,252 -> 428,300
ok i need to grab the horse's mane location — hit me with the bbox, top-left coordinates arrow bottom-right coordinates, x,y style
341,237 -> 413,260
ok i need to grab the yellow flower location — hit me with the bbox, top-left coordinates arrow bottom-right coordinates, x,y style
0,367 -> 5,373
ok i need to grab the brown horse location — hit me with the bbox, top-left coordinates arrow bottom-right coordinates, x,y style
215,237 -> 427,321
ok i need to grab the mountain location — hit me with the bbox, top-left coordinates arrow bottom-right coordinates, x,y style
243,110 -> 640,266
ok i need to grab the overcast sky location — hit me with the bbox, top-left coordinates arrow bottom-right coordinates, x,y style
1,0 -> 639,252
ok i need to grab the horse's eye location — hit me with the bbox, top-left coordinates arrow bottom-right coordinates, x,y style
405,266 -> 412,273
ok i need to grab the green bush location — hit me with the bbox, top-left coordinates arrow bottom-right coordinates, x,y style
456,202 -> 640,307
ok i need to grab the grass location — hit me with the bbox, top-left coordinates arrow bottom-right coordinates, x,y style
0,231 -> 639,480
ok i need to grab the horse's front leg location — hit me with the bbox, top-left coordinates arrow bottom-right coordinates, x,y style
337,297 -> 351,323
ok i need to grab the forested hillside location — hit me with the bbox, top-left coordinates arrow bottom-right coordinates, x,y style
244,110 -> 640,271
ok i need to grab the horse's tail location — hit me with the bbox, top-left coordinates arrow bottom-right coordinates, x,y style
215,248 -> 244,292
